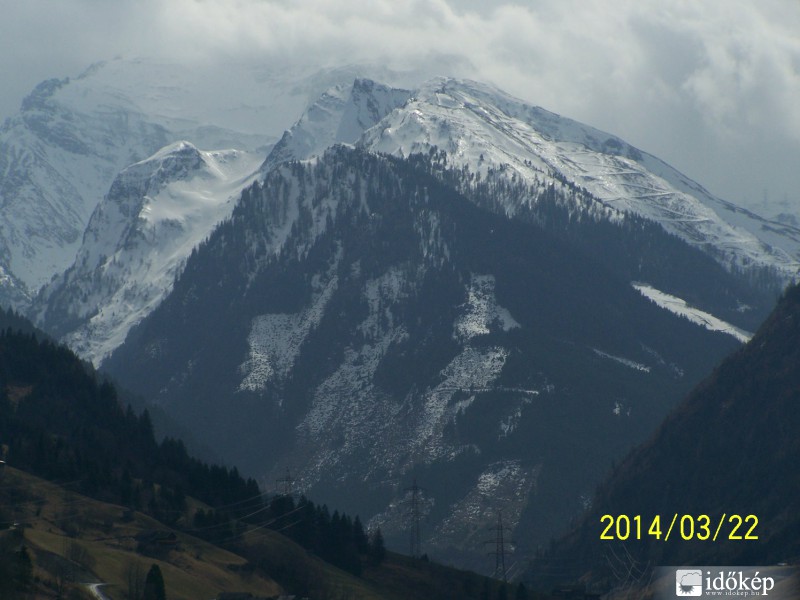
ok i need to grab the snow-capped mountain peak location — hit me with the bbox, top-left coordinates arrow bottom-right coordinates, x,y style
3,58 -> 422,307
262,78 -> 411,169
34,141 -> 263,365
0,59 -> 282,307
360,77 -> 800,282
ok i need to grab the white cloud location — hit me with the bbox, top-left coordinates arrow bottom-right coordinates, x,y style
1,0 -> 799,210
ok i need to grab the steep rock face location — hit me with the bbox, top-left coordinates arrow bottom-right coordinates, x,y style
263,78 -> 411,169
105,146 -> 755,572
0,76 -> 170,303
33,141 -> 262,365
541,282 -> 800,583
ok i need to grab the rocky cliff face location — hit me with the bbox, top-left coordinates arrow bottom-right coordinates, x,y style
33,141 -> 262,365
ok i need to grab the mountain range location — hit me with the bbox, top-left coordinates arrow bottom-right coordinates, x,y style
3,60 -> 798,573
0,58 -> 430,309
25,71 -> 799,370
32,141 -> 262,364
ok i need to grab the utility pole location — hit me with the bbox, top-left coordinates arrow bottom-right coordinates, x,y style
275,468 -> 293,497
486,510 -> 512,583
405,478 -> 423,559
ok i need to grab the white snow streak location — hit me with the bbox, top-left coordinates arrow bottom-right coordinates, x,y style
239,270 -> 339,392
432,460 -> 537,550
592,348 -> 651,373
414,346 -> 509,460
633,282 -> 752,343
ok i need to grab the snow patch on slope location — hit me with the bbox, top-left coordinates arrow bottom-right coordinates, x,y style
414,346 -> 509,462
633,283 -> 753,343
432,461 -> 538,552
239,264 -> 340,392
499,395 -> 537,438
294,269 -> 521,487
455,274 -> 520,342
291,265 -> 518,488
292,266 -> 414,487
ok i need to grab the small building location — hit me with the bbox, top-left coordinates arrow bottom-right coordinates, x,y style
135,529 -> 179,554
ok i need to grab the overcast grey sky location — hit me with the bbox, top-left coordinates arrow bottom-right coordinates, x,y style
1,0 -> 799,212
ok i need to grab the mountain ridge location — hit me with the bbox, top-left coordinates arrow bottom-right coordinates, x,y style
359,77 -> 800,283
12,69 -> 792,363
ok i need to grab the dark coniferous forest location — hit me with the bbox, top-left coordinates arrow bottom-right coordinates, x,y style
0,307 -> 259,517
0,307 -> 382,591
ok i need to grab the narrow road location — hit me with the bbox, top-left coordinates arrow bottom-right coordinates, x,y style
86,583 -> 112,600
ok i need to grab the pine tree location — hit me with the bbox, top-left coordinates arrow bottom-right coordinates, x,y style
143,564 -> 166,600
368,527 -> 386,564
515,582 -> 528,600
16,546 -> 33,588
353,516 -> 369,554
